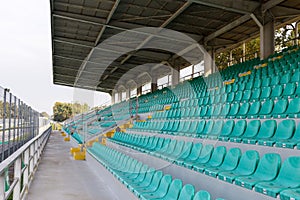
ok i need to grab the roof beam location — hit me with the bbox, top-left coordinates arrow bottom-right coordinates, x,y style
204,14 -> 251,43
54,2 -> 110,14
262,0 -> 285,13
94,0 -> 120,46
190,0 -> 259,15
120,1 -> 192,65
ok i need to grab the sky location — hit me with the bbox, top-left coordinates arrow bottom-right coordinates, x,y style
0,0 -> 111,115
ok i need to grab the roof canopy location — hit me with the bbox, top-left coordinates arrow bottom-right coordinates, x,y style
51,0 -> 300,93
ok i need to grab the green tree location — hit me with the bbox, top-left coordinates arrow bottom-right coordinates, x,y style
53,102 -> 72,122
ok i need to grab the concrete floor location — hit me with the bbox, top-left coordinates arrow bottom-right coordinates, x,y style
26,131 -> 118,200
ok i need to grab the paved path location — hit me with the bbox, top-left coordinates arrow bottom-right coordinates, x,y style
26,131 -> 117,200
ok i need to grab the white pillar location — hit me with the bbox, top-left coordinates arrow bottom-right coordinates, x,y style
111,92 -> 115,104
204,49 -> 216,76
171,66 -> 179,86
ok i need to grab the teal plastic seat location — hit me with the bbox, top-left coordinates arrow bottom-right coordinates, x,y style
230,120 -> 260,143
207,120 -> 224,139
198,121 -> 214,138
259,100 -> 274,118
193,190 -> 211,200
235,153 -> 281,189
255,156 -> 300,198
193,146 -> 226,173
166,141 -> 185,161
195,121 -> 206,137
251,88 -> 261,101
185,144 -> 213,169
270,85 -> 283,99
280,188 -> 300,200
276,121 -> 300,149
247,101 -> 261,118
243,120 -> 276,144
178,184 -> 195,200
242,90 -> 251,102
282,83 -> 296,98
285,98 -> 300,118
258,119 -> 295,146
236,102 -> 250,119
139,174 -> 172,199
219,120 -> 246,141
272,99 -> 288,118
227,103 -> 240,118
218,150 -> 259,183
205,148 -> 241,178
173,142 -> 193,164
179,143 -> 202,166
219,104 -> 230,118
218,120 -> 234,141
150,179 -> 183,200
160,140 -> 177,159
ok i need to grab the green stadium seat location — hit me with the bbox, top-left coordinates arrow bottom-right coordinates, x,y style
255,157 -> 300,198
185,144 -> 213,169
139,174 -> 172,199
177,184 -> 195,200
280,188 -> 300,200
219,120 -> 246,141
236,102 -> 250,118
247,101 -> 261,118
276,122 -> 300,149
227,103 -> 240,118
242,90 -> 251,102
218,150 -> 259,183
230,120 -> 260,143
179,143 -> 202,166
173,142 -> 193,164
207,120 -> 224,139
270,85 -> 283,99
199,121 -> 214,138
259,100 -> 274,118
193,146 -> 226,173
243,120 -> 276,144
258,119 -> 295,146
272,99 -> 288,118
219,103 -> 230,118
218,120 -> 235,141
285,98 -> 300,118
282,83 -> 296,98
193,190 -> 211,200
150,179 -> 183,200
235,153 -> 281,190
205,148 -> 241,178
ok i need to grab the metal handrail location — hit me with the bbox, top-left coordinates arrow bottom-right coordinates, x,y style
0,125 -> 51,200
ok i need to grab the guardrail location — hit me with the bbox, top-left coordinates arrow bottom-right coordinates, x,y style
0,126 -> 51,200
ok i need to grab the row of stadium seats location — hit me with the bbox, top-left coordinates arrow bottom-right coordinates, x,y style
131,119 -> 300,149
110,132 -> 300,199
88,142 -> 223,200
152,97 -> 300,119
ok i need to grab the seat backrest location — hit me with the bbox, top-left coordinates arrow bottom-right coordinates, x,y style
172,141 -> 185,157
219,120 -> 235,136
276,157 -> 300,187
256,120 -> 277,139
187,143 -> 203,161
220,148 -> 242,170
292,122 -> 300,140
155,175 -> 173,195
286,98 -> 300,116
248,101 -> 261,116
196,121 -> 206,134
282,82 -> 296,97
164,179 -> 183,200
202,121 -> 214,135
259,100 -> 274,115
234,150 -> 259,174
253,153 -> 281,181
243,120 -> 261,138
197,144 -> 214,163
208,146 -> 226,167
210,120 -> 224,136
179,141 -> 193,159
272,99 -> 288,115
273,119 -> 296,140
230,120 -> 247,137
178,184 -> 195,200
238,102 -> 250,116
228,103 -> 240,116
193,190 -> 211,200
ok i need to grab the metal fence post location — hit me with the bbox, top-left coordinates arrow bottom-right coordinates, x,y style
7,93 -> 12,156
13,96 -> 17,152
1,89 -> 7,162
17,99 -> 20,150
13,157 -> 22,200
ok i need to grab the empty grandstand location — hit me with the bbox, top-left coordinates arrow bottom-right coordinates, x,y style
1,0 -> 300,200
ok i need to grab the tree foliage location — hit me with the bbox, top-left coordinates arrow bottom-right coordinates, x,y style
53,102 -> 89,122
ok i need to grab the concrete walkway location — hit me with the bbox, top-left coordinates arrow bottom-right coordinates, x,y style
26,131 -> 118,200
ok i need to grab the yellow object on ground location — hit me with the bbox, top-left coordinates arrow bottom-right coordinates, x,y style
70,147 -> 81,154
73,151 -> 85,160
64,137 -> 70,141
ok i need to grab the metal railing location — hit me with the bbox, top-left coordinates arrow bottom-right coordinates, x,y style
0,87 -> 40,162
0,126 -> 51,200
